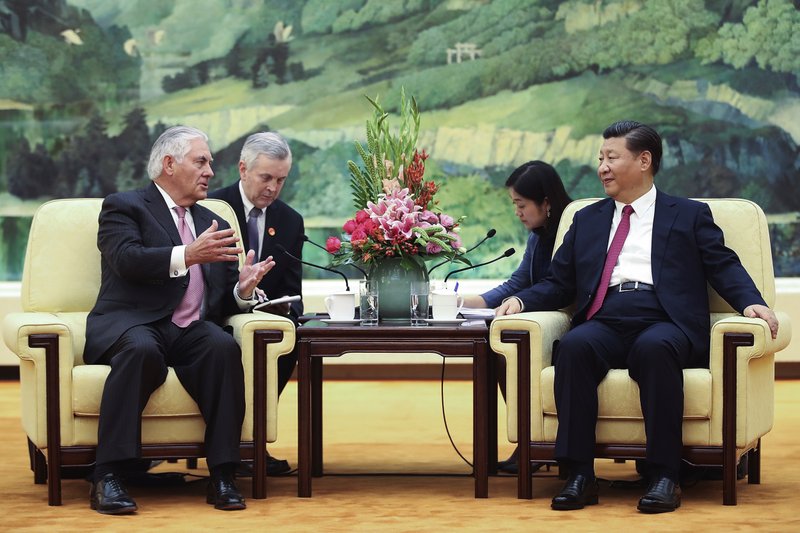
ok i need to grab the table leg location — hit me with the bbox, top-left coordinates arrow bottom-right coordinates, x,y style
312,356 -> 323,477
298,341 -> 312,497
485,341 -> 498,474
473,341 -> 489,498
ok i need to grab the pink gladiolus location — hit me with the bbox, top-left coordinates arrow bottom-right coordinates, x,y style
366,200 -> 387,217
426,242 -> 443,254
326,236 -> 342,253
439,213 -> 454,228
419,210 -> 439,225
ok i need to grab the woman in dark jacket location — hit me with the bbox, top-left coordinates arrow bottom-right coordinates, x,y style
466,160 -> 572,308
464,160 -> 572,474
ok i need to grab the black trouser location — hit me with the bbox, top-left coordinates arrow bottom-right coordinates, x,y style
553,289 -> 694,481
95,318 -> 245,470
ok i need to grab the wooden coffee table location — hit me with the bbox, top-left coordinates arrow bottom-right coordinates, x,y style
296,318 -> 496,498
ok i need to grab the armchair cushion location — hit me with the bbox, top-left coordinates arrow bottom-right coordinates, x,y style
539,367 -> 712,420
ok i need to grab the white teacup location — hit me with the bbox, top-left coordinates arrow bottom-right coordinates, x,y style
324,291 -> 356,320
430,289 -> 464,320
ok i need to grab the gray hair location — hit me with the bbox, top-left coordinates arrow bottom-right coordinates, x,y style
147,126 -> 209,180
239,131 -> 291,171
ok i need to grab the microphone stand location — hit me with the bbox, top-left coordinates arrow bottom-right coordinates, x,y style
303,235 -> 369,278
277,244 -> 351,292
443,248 -> 516,285
427,229 -> 497,276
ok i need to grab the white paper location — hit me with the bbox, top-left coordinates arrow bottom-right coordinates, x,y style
460,307 -> 496,319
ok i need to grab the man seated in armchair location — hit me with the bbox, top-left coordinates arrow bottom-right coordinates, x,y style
496,120 -> 779,513
84,126 -> 273,514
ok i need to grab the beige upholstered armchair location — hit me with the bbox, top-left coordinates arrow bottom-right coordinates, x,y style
2,198 -> 296,506
490,198 -> 792,505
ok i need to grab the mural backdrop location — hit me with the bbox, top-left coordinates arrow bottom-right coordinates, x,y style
1,0 -> 798,281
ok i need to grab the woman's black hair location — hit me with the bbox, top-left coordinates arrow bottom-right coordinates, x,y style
505,160 -> 573,238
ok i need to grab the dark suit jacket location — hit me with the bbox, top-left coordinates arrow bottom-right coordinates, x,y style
84,182 -> 241,363
209,182 -> 304,316
515,190 -> 766,365
481,231 -> 554,308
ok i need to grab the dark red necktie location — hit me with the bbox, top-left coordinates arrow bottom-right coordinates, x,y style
586,204 -> 634,320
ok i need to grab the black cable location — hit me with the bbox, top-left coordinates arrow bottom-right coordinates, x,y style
439,357 -> 473,469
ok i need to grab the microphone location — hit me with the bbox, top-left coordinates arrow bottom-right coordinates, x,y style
466,228 -> 497,254
276,244 -> 351,292
428,228 -> 496,275
303,234 -> 369,278
303,234 -> 328,253
443,247 -> 515,284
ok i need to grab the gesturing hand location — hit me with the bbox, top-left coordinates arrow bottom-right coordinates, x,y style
238,251 -> 275,298
185,220 -> 243,266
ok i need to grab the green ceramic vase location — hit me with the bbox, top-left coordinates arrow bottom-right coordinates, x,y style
369,255 -> 429,322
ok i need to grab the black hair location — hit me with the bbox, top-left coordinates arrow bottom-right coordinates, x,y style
505,160 -> 573,237
602,120 -> 663,175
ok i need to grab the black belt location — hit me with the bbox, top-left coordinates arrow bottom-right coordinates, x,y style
613,281 -> 655,292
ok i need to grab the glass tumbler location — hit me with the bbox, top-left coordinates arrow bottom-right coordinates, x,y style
409,280 -> 429,326
359,280 -> 379,325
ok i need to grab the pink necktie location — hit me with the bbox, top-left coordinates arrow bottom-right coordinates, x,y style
586,205 -> 634,320
172,206 -> 204,327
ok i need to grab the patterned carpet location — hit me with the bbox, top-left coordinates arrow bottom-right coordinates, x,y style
1,379 -> 798,532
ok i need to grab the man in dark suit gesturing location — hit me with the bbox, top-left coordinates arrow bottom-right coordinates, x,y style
209,131 -> 304,475
497,120 -> 779,513
85,126 -> 274,514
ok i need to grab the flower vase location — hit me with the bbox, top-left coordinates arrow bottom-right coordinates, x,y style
369,255 -> 429,322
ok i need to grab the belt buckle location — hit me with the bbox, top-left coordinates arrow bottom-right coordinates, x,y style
618,281 -> 638,293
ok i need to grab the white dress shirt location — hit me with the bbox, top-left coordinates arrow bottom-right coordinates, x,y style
608,184 -> 657,286
154,183 -> 254,310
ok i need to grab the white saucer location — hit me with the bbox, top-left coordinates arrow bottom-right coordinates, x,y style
320,318 -> 362,325
424,318 -> 466,326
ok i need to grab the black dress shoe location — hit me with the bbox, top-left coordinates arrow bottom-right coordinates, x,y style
207,474 -> 246,510
236,455 -> 292,477
551,474 -> 599,510
90,473 -> 137,515
267,455 -> 291,476
637,476 -> 681,513
496,455 -> 544,476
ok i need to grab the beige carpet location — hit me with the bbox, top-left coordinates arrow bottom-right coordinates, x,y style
1,378 -> 799,532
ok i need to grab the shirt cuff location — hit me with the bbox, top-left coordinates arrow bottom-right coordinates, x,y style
234,282 -> 258,311
170,245 -> 188,278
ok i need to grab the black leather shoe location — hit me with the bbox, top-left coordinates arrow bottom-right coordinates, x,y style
637,476 -> 681,513
267,455 -> 291,476
207,474 -> 246,510
90,473 -> 137,515
551,474 -> 599,510
236,455 -> 292,477
496,454 -> 544,476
